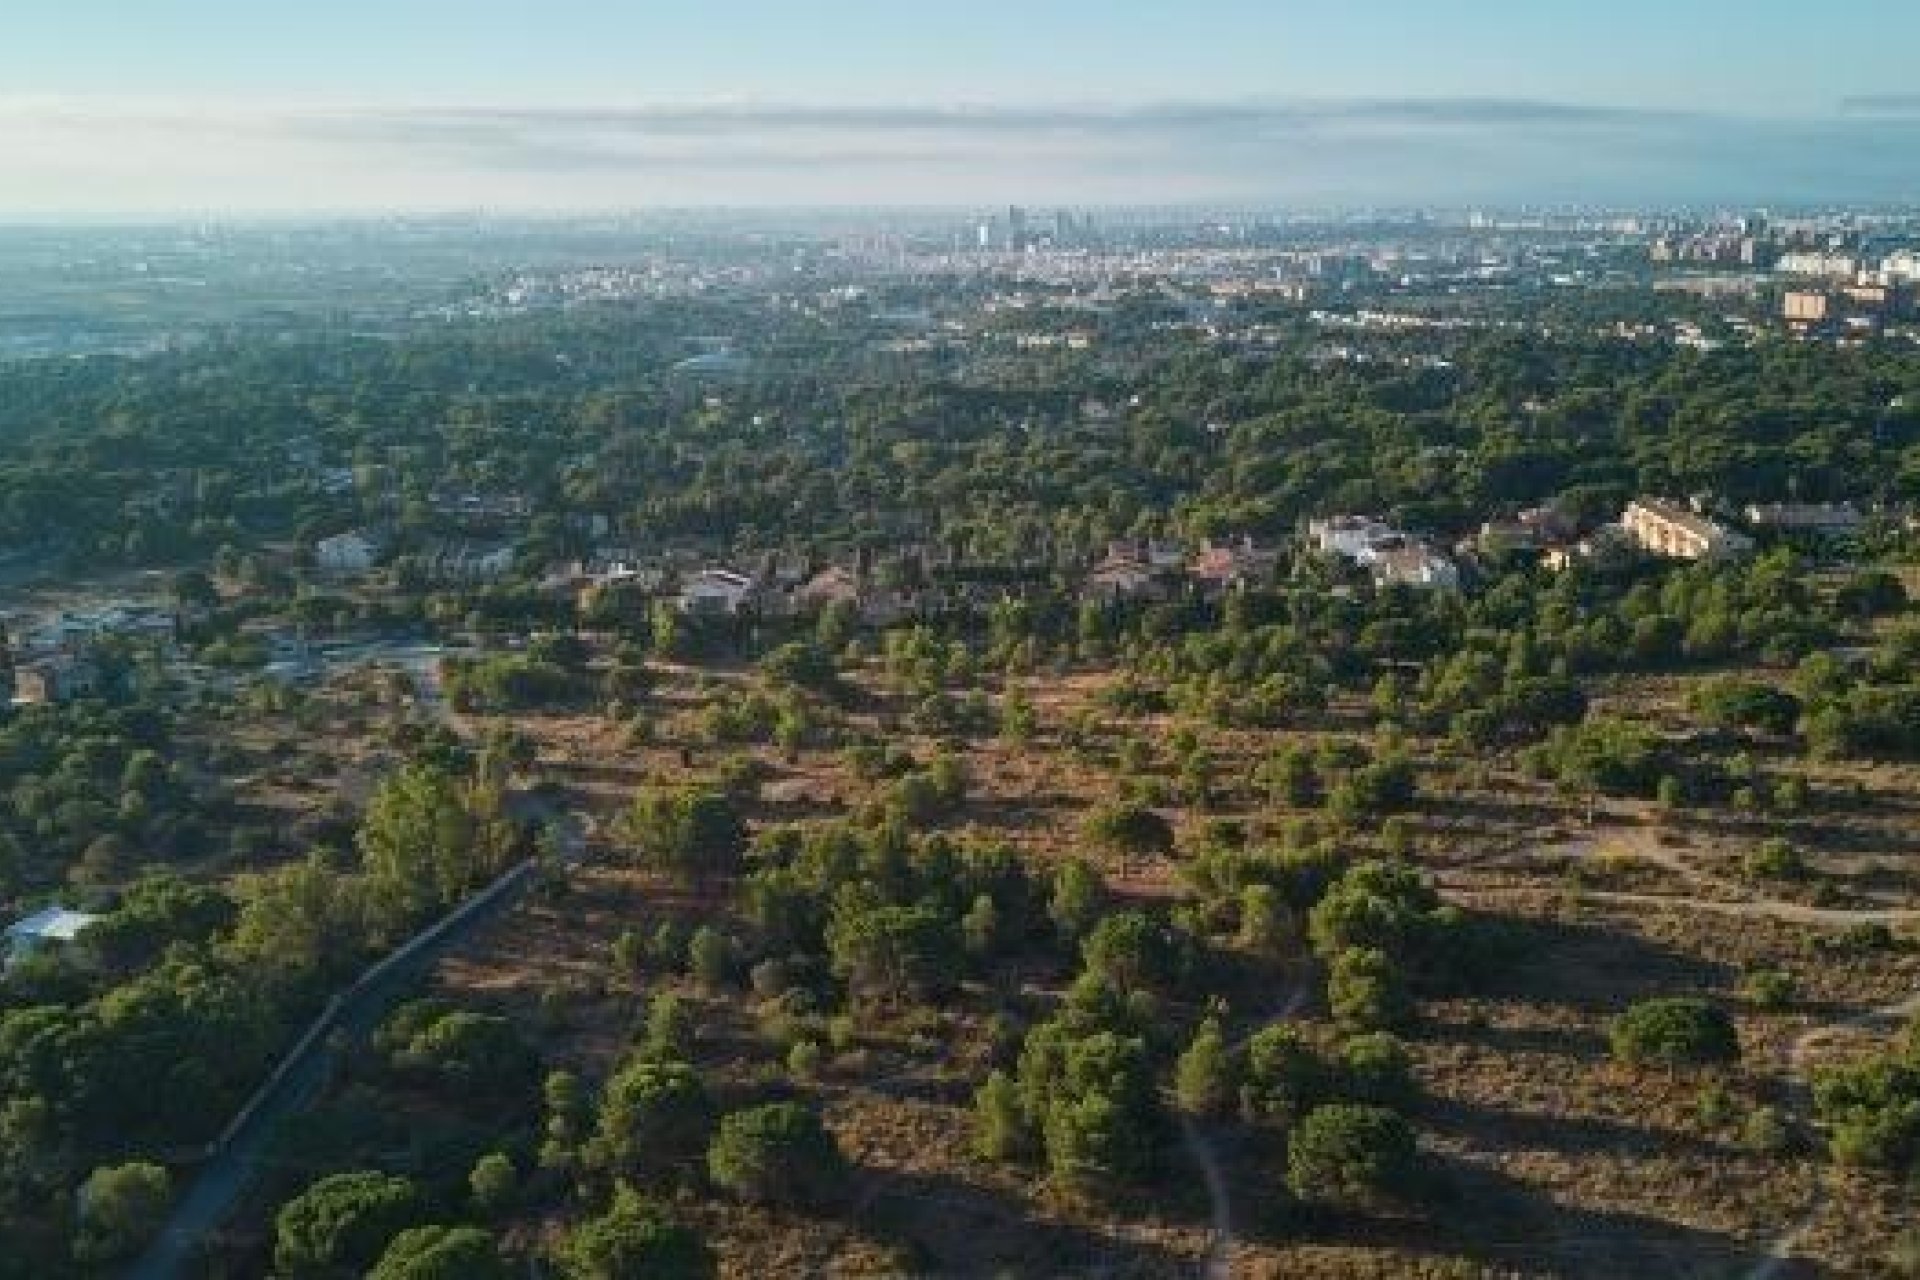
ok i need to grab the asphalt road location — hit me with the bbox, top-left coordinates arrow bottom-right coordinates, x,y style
126,807 -> 582,1280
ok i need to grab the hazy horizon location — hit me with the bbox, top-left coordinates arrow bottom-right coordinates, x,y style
5,2 -> 1920,213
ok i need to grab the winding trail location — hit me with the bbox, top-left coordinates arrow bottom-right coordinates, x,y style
1456,821 -> 1920,1278
1178,982 -> 1312,1280
1744,987 -> 1920,1280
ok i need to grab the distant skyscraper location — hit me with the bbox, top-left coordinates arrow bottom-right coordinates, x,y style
1007,205 -> 1029,252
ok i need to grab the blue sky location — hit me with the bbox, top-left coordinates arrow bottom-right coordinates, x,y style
4,1 -> 1919,211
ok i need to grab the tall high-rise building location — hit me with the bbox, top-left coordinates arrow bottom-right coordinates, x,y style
1007,205 -> 1029,252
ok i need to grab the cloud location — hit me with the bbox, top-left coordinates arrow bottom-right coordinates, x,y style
1840,94 -> 1920,118
1,96 -> 1916,211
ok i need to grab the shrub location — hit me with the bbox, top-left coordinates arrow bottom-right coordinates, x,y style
73,1161 -> 170,1264
593,1061 -> 714,1183
562,1187 -> 714,1280
1608,997 -> 1739,1068
1328,947 -> 1415,1033
1285,1104 -> 1420,1209
274,1171 -> 424,1279
1743,838 -> 1807,881
1174,1017 -> 1237,1116
370,1226 -> 509,1280
707,1103 -> 848,1207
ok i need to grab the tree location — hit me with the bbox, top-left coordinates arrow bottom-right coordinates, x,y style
274,1171 -> 423,1279
706,1103 -> 848,1207
1044,1089 -> 1144,1194
687,925 -> 733,988
826,893 -> 961,1005
468,1152 -> 517,1217
1083,801 -> 1175,857
1608,998 -> 1740,1068
1048,859 -> 1108,943
638,991 -> 697,1062
73,1161 -> 170,1264
1080,911 -> 1179,995
1328,947 -> 1415,1033
1242,1023 -> 1323,1122
760,640 -> 839,693
593,1061 -> 714,1183
1285,1104 -> 1420,1209
387,1009 -> 539,1102
562,1187 -> 714,1280
1174,1017 -> 1237,1116
370,1226 -> 510,1280
619,788 -> 746,888
358,763 -> 516,929
973,1069 -> 1031,1161
1336,1033 -> 1417,1108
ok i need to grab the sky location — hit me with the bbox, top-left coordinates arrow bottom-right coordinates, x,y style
3,1 -> 1919,213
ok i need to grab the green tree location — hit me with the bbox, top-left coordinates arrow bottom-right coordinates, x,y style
358,763 -> 516,929
619,788 -> 746,888
1048,859 -> 1108,943
468,1152 -> 518,1217
1328,947 -> 1415,1033
1608,998 -> 1740,1068
706,1103 -> 848,1207
73,1161 -> 170,1265
1174,1017 -> 1237,1116
562,1187 -> 714,1280
973,1069 -> 1031,1161
370,1226 -> 510,1280
274,1171 -> 423,1279
1285,1104 -> 1420,1209
593,1061 -> 714,1183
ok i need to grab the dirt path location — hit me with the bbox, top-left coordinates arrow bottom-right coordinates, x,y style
1454,820 -> 1920,1278
1179,983 -> 1312,1280
1744,988 -> 1920,1280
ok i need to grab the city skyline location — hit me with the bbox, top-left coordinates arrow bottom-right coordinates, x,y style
5,1 -> 1920,213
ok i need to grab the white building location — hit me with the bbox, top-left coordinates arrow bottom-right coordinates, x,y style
678,568 -> 758,616
1744,502 -> 1864,537
1308,515 -> 1403,563
1370,545 -> 1462,591
315,530 -> 386,576
5,907 -> 101,965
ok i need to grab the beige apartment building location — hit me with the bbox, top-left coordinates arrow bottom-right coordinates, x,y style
1621,499 -> 1755,561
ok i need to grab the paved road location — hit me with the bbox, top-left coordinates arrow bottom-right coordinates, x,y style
127,809 -> 583,1280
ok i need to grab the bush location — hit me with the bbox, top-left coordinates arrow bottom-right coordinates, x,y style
1336,1033 -> 1417,1109
1742,838 -> 1807,881
1082,801 -> 1175,856
370,1226 -> 510,1280
562,1187 -> 714,1280
593,1061 -> 714,1183
73,1161 -> 170,1264
274,1171 -> 424,1278
1174,1017 -> 1237,1116
1328,947 -> 1415,1033
1608,997 -> 1739,1068
468,1151 -> 518,1216
1285,1104 -> 1420,1209
707,1103 -> 848,1207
